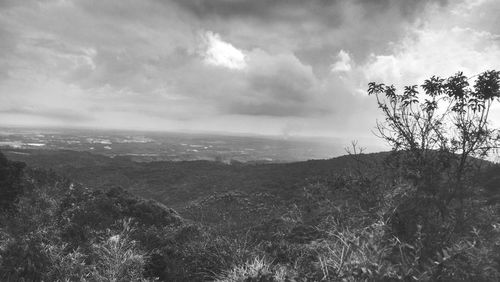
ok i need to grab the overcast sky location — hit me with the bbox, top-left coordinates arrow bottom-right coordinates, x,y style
1,0 -> 499,142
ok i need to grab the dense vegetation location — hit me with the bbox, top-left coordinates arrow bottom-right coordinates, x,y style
1,71 -> 499,281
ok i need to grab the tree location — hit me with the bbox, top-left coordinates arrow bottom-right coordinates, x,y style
0,151 -> 26,211
367,70 -> 500,238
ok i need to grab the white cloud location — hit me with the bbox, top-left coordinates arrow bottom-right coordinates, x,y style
202,31 -> 247,70
361,25 -> 500,88
331,50 -> 352,72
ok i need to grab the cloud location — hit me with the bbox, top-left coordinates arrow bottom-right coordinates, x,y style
361,13 -> 500,87
201,31 -> 247,70
171,0 -> 448,23
171,48 -> 327,117
0,106 -> 92,123
0,0 -> 497,141
171,0 -> 450,68
331,50 -> 352,72
318,0 -> 500,139
227,50 -> 324,116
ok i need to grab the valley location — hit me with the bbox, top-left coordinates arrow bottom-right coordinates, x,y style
0,128 -> 350,163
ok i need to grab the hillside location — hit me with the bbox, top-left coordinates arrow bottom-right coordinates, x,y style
1,148 -> 499,281
2,148 -> 387,208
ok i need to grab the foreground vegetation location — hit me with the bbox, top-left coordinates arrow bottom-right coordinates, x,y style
1,71 -> 499,281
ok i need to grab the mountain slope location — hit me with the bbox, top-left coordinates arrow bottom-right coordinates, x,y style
3,149 -> 386,208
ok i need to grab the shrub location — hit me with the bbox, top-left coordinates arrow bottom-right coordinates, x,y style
0,151 -> 26,211
216,257 -> 296,282
90,219 -> 150,282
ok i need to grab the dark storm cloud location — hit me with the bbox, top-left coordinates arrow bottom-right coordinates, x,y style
223,53 -> 324,117
357,0 -> 449,17
167,0 -> 451,75
171,0 -> 447,22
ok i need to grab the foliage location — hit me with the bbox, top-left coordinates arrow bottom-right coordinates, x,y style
368,71 -> 500,203
91,219 -> 149,282
364,70 -> 500,280
216,257 -> 294,282
0,151 -> 25,211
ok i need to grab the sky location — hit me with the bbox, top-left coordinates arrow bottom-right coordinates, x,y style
1,0 -> 500,144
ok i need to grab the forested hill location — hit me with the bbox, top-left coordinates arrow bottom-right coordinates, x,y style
2,149 -> 389,209
1,148 -> 500,281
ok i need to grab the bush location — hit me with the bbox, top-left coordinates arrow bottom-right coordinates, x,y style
90,219 -> 149,282
0,151 -> 26,211
216,257 -> 295,282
